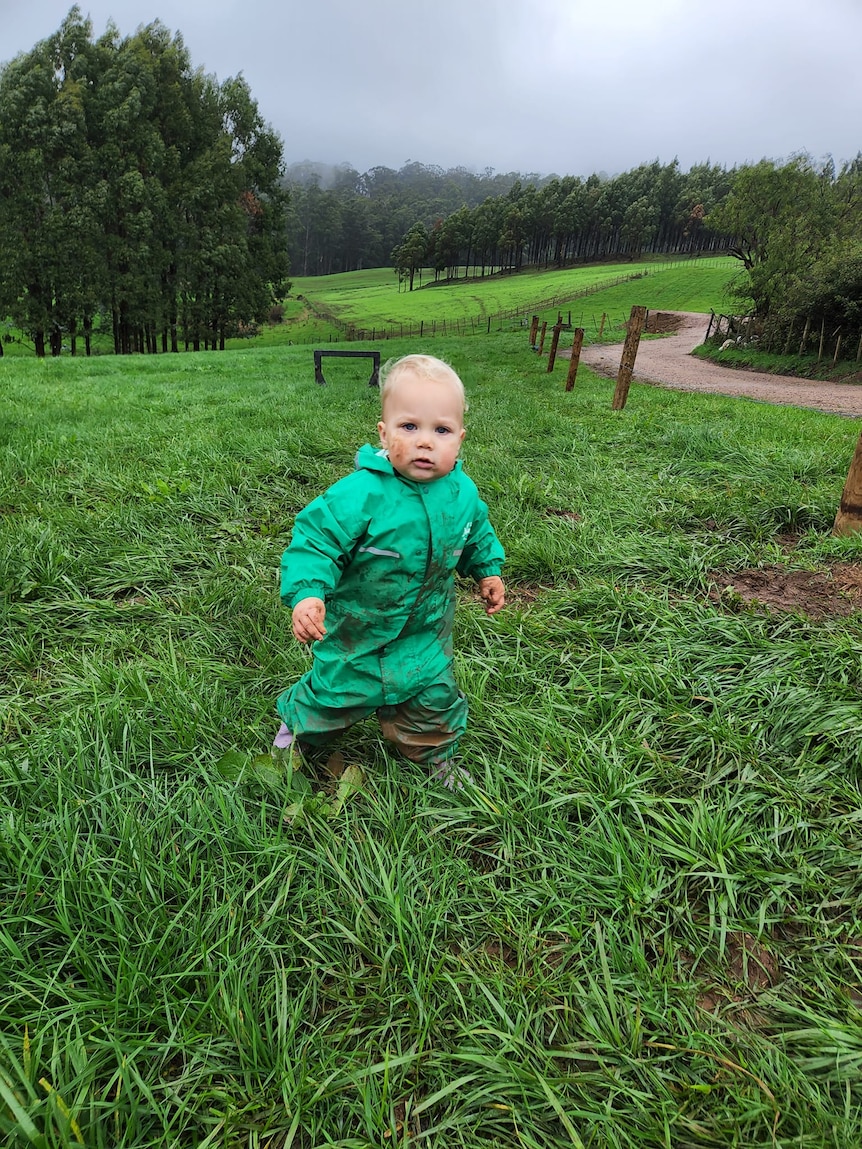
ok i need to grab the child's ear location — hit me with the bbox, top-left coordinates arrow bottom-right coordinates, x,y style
377,420 -> 387,445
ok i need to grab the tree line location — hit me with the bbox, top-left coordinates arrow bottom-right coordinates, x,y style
296,154 -> 862,365
0,8 -> 288,357
287,159 -> 736,285
3,11 -> 857,360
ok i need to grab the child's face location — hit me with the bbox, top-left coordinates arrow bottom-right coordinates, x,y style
377,372 -> 466,483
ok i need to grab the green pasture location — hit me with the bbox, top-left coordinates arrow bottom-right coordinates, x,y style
283,258 -> 739,346
2,259 -> 739,357
2,323 -> 862,1146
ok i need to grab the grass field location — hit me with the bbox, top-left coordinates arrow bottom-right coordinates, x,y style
1,258 -> 739,356
2,306 -> 862,1145
287,258 -> 738,342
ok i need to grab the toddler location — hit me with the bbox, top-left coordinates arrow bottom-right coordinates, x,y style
274,353 -> 505,787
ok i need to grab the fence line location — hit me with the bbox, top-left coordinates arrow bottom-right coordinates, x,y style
303,257 -> 730,343
705,309 -> 862,365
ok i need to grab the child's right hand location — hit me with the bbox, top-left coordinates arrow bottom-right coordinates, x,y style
292,597 -> 327,643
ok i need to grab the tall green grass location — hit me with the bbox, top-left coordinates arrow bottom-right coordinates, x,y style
2,336 -> 862,1146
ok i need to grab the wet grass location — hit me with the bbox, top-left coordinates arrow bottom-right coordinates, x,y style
2,335 -> 862,1145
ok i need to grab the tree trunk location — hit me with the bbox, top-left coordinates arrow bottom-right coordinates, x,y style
34,329 -> 46,357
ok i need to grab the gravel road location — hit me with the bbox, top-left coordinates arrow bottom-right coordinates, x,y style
575,311 -> 862,419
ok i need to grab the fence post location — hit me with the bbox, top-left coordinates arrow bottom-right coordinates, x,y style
537,320 -> 548,356
529,315 -> 540,348
798,315 -> 811,355
546,320 -> 563,372
834,428 -> 862,535
611,306 -> 647,411
565,329 -> 585,392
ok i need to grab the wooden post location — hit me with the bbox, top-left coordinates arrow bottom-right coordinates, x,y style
598,312 -> 607,339
611,306 -> 647,411
833,332 -> 843,366
817,317 -> 826,363
565,328 -> 585,391
529,315 -> 539,348
546,320 -> 563,372
834,429 -> 862,535
856,329 -> 862,363
798,315 -> 811,355
537,320 -> 548,356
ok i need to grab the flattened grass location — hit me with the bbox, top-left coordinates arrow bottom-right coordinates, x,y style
2,337 -> 862,1146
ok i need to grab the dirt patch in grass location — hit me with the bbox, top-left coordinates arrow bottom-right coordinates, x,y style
683,933 -> 780,1028
710,563 -> 862,619
544,506 -> 583,522
643,311 -> 687,335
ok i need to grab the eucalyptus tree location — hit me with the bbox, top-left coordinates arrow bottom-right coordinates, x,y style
391,221 -> 428,291
0,9 -> 287,355
0,9 -> 99,355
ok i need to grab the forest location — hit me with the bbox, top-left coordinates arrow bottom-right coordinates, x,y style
1,9 -> 860,359
0,9 -> 288,357
284,157 -> 734,281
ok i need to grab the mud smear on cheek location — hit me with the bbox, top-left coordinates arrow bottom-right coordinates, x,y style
387,434 -> 411,471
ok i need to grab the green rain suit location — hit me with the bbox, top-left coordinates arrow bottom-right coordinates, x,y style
277,444 -> 505,762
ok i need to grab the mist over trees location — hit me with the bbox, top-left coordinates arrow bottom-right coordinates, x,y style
285,158 -> 735,283
0,8 -> 288,356
288,153 -> 862,362
2,9 -> 858,359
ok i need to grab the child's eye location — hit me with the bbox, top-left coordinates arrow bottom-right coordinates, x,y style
435,426 -> 451,435
401,422 -> 417,431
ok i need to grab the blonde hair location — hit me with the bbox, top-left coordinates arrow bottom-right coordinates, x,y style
379,354 -> 468,414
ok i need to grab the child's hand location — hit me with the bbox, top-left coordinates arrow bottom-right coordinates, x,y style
477,576 -> 505,616
292,597 -> 327,643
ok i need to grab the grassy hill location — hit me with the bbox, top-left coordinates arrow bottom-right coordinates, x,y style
0,258 -> 740,356
2,302 -> 861,1144
283,257 -> 738,343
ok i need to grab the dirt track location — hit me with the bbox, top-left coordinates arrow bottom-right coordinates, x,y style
574,311 -> 862,419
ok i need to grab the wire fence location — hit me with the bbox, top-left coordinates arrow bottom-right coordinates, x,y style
306,258 -> 731,343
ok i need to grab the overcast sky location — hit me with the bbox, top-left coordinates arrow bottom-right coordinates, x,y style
3,0 -> 860,179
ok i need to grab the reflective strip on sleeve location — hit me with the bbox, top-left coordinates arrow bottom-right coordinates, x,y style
359,546 -> 402,558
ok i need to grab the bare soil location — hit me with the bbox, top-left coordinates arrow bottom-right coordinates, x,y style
563,314 -> 862,621
710,563 -> 862,619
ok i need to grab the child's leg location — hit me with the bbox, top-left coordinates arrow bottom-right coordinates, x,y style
377,678 -> 469,781
276,671 -> 376,750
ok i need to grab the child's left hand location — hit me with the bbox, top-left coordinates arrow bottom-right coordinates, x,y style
477,576 -> 506,615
